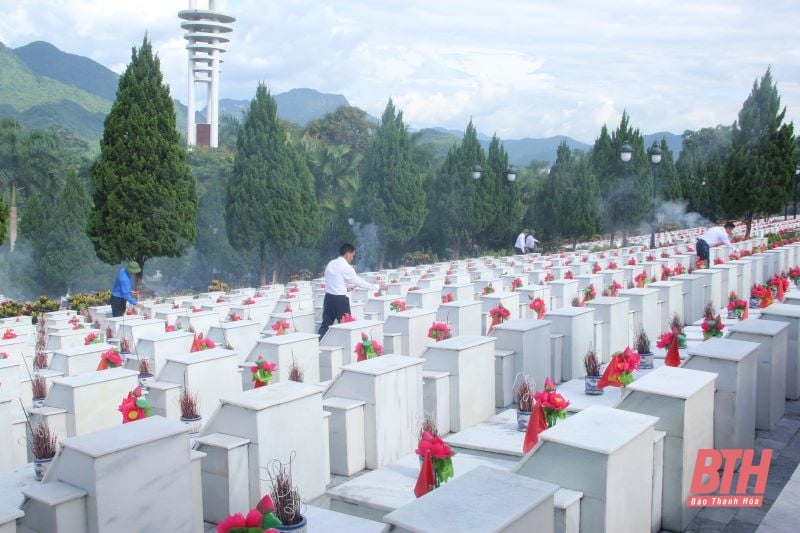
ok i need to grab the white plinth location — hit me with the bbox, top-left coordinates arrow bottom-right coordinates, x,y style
585,297 -> 630,363
728,319 -> 788,430
435,300 -> 482,337
49,343 -> 114,376
248,332 -> 320,384
384,466 -> 558,533
325,355 -> 424,469
514,405 -> 658,533
759,303 -> 800,399
135,331 -> 194,375
320,320 -> 384,366
617,366 -> 716,532
422,335 -> 496,432
206,320 -> 262,362
201,381 -> 328,502
684,338 -> 758,450
544,307 -> 596,381
384,308 -> 438,357
492,319 -> 552,389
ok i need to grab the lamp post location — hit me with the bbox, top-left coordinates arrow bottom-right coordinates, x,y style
347,213 -> 354,226
619,142 -> 633,246
648,146 -> 663,249
795,166 -> 800,219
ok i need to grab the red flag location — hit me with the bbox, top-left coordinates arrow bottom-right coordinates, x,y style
742,302 -> 749,320
777,282 -> 785,303
523,401 -> 548,453
414,450 -> 436,498
487,315 -> 501,335
598,355 -> 623,388
664,338 -> 681,367
761,291 -> 773,308
96,358 -> 108,371
190,333 -> 203,352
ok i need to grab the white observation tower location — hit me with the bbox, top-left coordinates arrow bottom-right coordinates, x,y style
178,0 -> 235,148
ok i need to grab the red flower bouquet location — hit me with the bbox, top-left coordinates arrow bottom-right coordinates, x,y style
695,259 -> 707,270
627,257 -> 637,266
564,270 -> 574,280
243,297 -> 257,305
592,264 -> 602,274
544,271 -> 555,283
657,328 -> 683,366
713,258 -> 724,265
84,332 -> 100,345
355,332 -> 383,362
427,322 -> 452,342
790,267 -> 800,285
769,275 -> 789,302
390,300 -> 407,312
634,271 -> 649,288
191,333 -> 216,352
251,357 -> 277,388
646,254 -> 655,262
2,328 -> 17,340
701,314 -> 725,340
529,296 -> 546,319
118,386 -> 150,423
609,280 -> 623,297
441,293 -> 454,304
228,311 -> 242,322
598,347 -> 640,388
97,348 -> 122,370
727,298 -> 748,319
487,304 -> 511,334
414,431 -> 455,497
607,261 -> 618,270
583,283 -> 596,303
339,313 -> 355,323
481,283 -> 495,296
271,320 -> 291,336
751,284 -> 772,308
511,278 -> 523,291
534,377 -> 570,427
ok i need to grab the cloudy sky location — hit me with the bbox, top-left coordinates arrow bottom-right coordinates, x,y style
1,0 -> 798,143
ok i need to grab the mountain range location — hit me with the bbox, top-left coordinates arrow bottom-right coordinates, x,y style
0,40 -> 683,164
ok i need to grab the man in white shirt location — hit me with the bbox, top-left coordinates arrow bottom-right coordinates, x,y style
525,231 -> 538,253
514,230 -> 527,255
697,222 -> 736,264
318,243 -> 379,338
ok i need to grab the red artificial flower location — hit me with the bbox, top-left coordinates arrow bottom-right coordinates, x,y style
216,513 -> 247,533
441,293 -> 454,304
529,296 -> 546,319
228,312 -> 242,322
243,297 -> 256,305
627,257 -> 637,266
592,264 -> 601,273
271,320 -> 291,335
2,329 -> 17,340
427,322 -> 452,342
340,313 -> 355,323
564,271 -> 574,280
165,324 -> 176,332
84,332 -> 100,345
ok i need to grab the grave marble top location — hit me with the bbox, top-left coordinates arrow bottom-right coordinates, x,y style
438,300 -> 481,309
428,335 -> 494,350
444,409 -> 524,457
728,319 -> 789,336
304,505 -> 388,533
219,380 -> 323,410
106,315 -> 144,324
327,452 -> 515,513
627,366 -> 718,399
177,310 -> 219,319
384,466 -> 558,532
53,342 -> 113,356
122,318 -> 165,328
165,347 -> 237,364
52,366 -> 138,387
329,319 -> 383,331
760,303 -> 800,318
545,306 -> 594,318
672,273 -> 703,281
586,296 -> 628,305
541,405 -> 657,455
687,337 -> 760,361
493,318 -> 549,332
341,354 -> 424,376
264,331 -> 318,345
62,415 -> 189,458
138,331 -> 194,342
649,280 -> 683,288
0,505 -> 23,524
195,432 -> 250,450
619,287 -> 659,296
393,308 -> 437,317
556,379 -> 623,412
48,328 -> 96,338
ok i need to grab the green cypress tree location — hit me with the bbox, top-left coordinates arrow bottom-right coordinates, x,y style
0,197 -> 7,246
723,68 -> 796,236
226,83 -> 321,284
87,35 -> 197,290
358,99 -> 426,268
481,135 -> 517,251
553,143 -> 601,247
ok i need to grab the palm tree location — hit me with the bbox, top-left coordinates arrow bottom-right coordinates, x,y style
0,119 -> 62,251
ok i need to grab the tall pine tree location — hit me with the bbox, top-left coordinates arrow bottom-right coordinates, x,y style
226,83 -> 321,284
723,68 -> 796,236
357,100 -> 426,268
87,35 -> 197,290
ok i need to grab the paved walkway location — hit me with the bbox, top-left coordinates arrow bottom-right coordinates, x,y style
686,399 -> 800,533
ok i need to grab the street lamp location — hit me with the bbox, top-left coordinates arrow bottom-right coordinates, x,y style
795,166 -> 800,219
506,165 -> 517,183
619,142 -> 633,245
472,163 -> 482,180
347,213 -> 354,226
648,146 -> 663,249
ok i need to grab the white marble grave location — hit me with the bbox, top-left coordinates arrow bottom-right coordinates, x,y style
246,332 -> 320,385
422,335 -> 496,432
539,306 -> 595,382
320,320 -> 384,366
206,320 -> 261,362
435,300 -> 482,337
683,338 -> 758,450
728,319 -> 788,430
514,405 -> 657,533
325,355 -> 423,469
584,297 -> 630,363
492,318 -> 552,391
759,303 -> 800,399
48,343 -> 114,376
135,331 -> 194,375
384,308 -> 438,357
617,366 -> 716,532
384,466 -> 558,533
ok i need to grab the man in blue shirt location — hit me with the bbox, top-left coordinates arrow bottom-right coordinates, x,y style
111,261 -> 144,317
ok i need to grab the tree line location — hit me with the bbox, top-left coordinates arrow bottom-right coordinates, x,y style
0,37 -> 796,299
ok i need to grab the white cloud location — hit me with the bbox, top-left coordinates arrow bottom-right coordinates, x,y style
0,0 -> 798,143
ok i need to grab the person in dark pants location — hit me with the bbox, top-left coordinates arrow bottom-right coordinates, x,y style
696,221 -> 737,264
318,243 -> 379,338
110,261 -> 144,317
